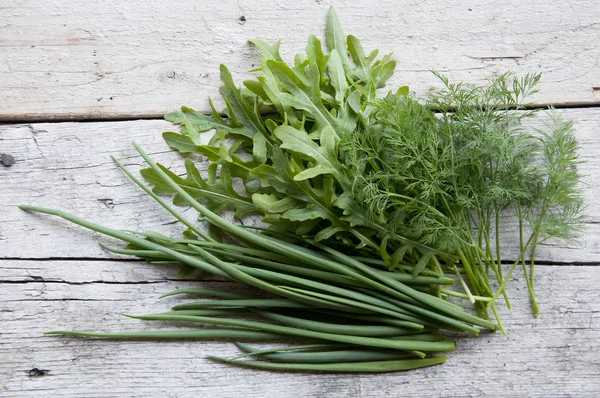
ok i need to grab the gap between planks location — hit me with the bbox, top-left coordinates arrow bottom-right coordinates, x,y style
3,257 -> 600,266
2,102 -> 600,124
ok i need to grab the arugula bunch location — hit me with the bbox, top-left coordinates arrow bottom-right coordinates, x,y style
148,9 -> 435,268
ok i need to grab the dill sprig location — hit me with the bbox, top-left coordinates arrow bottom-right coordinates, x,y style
342,73 -> 585,320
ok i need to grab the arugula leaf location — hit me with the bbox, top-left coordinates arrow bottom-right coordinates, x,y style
347,35 -> 370,82
141,160 -> 256,219
327,49 -> 349,105
305,35 -> 329,76
274,125 -> 342,181
153,6 -> 410,255
325,7 -> 351,71
266,60 -> 338,133
281,205 -> 331,222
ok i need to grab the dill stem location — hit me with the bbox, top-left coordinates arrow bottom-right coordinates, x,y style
431,255 -> 445,276
495,210 -> 502,271
525,204 -> 548,317
489,224 -> 539,307
456,245 -> 490,319
529,237 -> 540,317
494,209 -> 510,307
465,243 -> 493,297
488,256 -> 521,308
475,209 -> 486,269
456,247 -> 479,295
490,304 -> 506,335
440,288 -> 491,302
452,264 -> 475,304
517,203 -> 534,313
490,202 -> 551,310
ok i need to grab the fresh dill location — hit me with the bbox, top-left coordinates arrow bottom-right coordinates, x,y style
342,73 -> 585,320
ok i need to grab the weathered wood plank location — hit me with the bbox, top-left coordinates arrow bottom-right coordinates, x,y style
1,0 -> 599,120
1,259 -> 599,397
2,108 -> 599,262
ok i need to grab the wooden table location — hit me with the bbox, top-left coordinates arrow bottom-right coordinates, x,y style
2,1 -> 599,396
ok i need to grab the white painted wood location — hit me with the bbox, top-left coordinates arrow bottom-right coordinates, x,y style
1,0 -> 599,120
2,1 -> 599,394
1,259 -> 599,397
2,109 -> 599,262
0,119 -> 191,259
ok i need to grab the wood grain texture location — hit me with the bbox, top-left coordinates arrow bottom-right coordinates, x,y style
2,108 -> 599,262
2,1 -> 600,395
1,259 -> 599,397
1,0 -> 599,120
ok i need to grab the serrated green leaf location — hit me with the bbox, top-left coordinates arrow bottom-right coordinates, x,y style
294,53 -> 309,69
184,158 -> 207,189
261,213 -> 298,232
269,197 -> 299,213
274,125 -> 341,181
305,35 -> 329,76
141,160 -> 256,219
244,80 -> 269,100
249,39 -> 283,62
293,166 -> 336,181
366,49 -> 379,63
208,97 -> 226,123
166,106 -> 255,142
346,89 -> 364,127
162,132 -> 198,154
250,164 -> 290,193
219,64 -> 269,139
266,60 -> 337,132
333,192 -> 368,227
182,114 -> 201,145
396,85 -> 410,96
172,142 -> 254,179
252,194 -> 298,214
207,163 -> 218,184
218,141 -> 233,162
257,76 -> 302,130
265,119 -> 279,134
347,35 -> 370,81
320,175 -> 337,207
371,54 -> 396,88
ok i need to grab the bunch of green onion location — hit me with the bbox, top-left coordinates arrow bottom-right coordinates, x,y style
20,143 -> 495,372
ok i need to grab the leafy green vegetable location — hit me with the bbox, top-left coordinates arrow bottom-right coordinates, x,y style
345,74 -> 584,319
159,8 -> 397,255
156,8 -> 584,322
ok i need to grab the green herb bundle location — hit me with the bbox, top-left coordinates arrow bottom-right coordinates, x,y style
20,7 -> 584,372
21,144 -> 492,372
345,77 -> 584,325
150,8 -> 584,323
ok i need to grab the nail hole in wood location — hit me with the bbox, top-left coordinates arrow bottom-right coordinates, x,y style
0,154 -> 15,167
